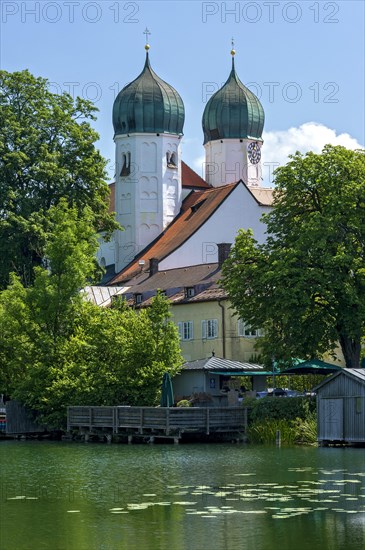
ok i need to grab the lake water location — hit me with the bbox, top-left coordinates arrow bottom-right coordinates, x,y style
0,441 -> 364,550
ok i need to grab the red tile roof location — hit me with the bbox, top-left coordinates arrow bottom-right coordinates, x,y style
108,183 -> 238,285
181,161 -> 211,189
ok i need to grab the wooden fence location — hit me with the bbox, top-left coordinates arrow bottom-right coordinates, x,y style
67,406 -> 248,439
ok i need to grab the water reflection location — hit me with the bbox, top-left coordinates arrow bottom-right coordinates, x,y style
1,442 -> 364,550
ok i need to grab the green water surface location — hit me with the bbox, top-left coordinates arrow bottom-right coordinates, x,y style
0,441 -> 364,550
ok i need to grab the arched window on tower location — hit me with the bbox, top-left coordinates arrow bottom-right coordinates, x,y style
121,152 -> 131,176
166,151 -> 177,168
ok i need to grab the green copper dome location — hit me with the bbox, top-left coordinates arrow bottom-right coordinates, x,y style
202,58 -> 264,144
113,52 -> 185,136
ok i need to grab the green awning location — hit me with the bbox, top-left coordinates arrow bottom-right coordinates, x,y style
211,371 -> 274,376
282,359 -> 341,375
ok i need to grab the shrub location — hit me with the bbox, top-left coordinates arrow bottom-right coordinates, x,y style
249,396 -> 315,423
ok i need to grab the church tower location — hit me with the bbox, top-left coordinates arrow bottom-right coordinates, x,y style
112,40 -> 185,271
202,46 -> 265,187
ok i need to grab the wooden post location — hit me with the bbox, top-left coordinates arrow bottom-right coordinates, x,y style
106,434 -> 112,444
128,434 -> 133,445
113,408 -> 117,434
166,408 -> 170,435
206,408 -> 210,435
276,430 -> 281,447
139,408 -> 144,434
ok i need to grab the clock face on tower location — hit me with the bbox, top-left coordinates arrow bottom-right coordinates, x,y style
247,142 -> 261,165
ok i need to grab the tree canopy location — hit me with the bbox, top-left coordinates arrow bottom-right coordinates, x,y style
222,145 -> 365,369
0,69 -> 118,288
0,202 -> 182,428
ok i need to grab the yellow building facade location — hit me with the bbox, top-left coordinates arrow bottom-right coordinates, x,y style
171,299 -> 262,363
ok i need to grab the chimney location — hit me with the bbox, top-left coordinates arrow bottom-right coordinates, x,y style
149,257 -> 159,276
217,243 -> 231,268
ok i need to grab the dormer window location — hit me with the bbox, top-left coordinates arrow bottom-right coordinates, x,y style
185,287 -> 195,298
134,293 -> 143,305
121,152 -> 131,176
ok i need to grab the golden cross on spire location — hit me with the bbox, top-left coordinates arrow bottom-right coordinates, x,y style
231,37 -> 236,56
144,27 -> 151,50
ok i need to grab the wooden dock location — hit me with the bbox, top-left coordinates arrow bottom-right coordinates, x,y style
67,406 -> 248,443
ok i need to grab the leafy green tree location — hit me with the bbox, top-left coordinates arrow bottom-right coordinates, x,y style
0,69 -> 118,288
0,200 -> 100,400
0,201 -> 182,427
222,145 -> 365,368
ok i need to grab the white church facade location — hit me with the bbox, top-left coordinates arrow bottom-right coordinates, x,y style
95,43 -> 276,365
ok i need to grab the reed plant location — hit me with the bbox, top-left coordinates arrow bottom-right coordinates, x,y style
247,413 -> 317,446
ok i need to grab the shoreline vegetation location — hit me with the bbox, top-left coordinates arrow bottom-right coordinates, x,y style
245,395 -> 317,446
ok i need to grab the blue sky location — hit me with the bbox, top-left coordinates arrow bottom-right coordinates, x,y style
1,0 -> 364,184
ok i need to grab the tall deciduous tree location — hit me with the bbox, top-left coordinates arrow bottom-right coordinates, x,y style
0,200 -> 100,403
0,202 -> 182,427
0,69 -> 118,288
222,145 -> 365,368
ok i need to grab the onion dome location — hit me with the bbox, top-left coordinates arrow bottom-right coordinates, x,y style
202,54 -> 264,144
113,50 -> 185,136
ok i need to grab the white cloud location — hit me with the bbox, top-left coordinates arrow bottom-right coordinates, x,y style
192,155 -> 205,176
191,123 -> 364,186
262,122 -> 364,185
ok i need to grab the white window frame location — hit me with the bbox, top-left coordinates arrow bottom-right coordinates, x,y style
237,319 -> 263,338
185,287 -> 195,298
178,321 -> 194,341
202,319 -> 218,339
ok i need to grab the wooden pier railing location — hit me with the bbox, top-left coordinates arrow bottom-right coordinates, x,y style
67,406 -> 247,440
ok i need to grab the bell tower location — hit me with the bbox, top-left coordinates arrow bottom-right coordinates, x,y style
202,44 -> 265,188
112,34 -> 185,271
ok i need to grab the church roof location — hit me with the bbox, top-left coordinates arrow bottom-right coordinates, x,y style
248,186 -> 274,206
113,52 -> 185,136
108,183 -> 238,284
202,57 -> 264,144
181,161 -> 211,189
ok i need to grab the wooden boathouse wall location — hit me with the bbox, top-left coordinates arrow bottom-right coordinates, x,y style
315,369 -> 365,445
6,400 -> 47,434
67,406 -> 248,441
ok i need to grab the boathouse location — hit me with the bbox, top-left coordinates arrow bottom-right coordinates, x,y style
315,368 -> 365,446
